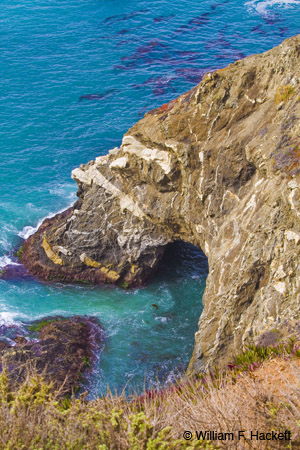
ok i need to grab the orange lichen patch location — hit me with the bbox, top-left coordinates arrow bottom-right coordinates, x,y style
80,254 -> 120,281
100,266 -> 120,282
215,66 -> 228,74
41,237 -> 64,266
275,84 -> 295,104
158,99 -> 177,112
81,254 -> 102,268
146,98 -> 178,116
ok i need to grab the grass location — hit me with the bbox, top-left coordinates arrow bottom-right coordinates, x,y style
0,343 -> 300,449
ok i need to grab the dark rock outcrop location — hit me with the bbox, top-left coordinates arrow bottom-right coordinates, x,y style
0,316 -> 103,394
19,35 -> 300,373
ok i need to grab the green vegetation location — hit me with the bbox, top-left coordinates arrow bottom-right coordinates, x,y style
0,371 -> 218,450
0,341 -> 300,449
275,84 -> 295,104
230,337 -> 300,373
82,356 -> 90,368
16,244 -> 24,260
28,319 -> 56,332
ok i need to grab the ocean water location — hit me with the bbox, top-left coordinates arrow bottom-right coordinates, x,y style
0,0 -> 299,396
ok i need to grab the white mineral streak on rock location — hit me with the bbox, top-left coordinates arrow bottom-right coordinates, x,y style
245,94 -> 256,104
204,241 -> 209,255
288,180 -> 298,189
197,151 -> 205,201
275,265 -> 286,280
285,230 -> 300,245
288,188 -> 300,218
22,35 -> 300,375
52,246 -> 71,256
122,135 -> 172,174
72,165 -> 145,219
274,281 -> 286,295
110,156 -> 128,169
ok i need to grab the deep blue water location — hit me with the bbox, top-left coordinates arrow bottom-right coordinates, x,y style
0,0 -> 300,396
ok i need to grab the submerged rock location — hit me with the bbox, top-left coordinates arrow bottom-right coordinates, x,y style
0,316 -> 103,395
20,35 -> 300,372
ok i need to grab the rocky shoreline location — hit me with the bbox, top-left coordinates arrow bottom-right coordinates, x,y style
5,34 -> 300,374
0,316 -> 103,395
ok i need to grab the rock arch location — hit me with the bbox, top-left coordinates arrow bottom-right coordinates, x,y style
22,35 -> 300,372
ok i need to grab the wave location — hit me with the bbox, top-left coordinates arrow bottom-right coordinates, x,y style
246,0 -> 300,15
0,255 -> 21,269
18,183 -> 76,240
0,311 -> 24,326
18,201 -> 76,240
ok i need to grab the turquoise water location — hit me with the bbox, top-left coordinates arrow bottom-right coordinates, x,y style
1,0 -> 300,395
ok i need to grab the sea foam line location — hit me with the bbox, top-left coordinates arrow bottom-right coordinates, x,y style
0,199 -> 76,268
18,201 -> 76,240
0,255 -> 21,269
245,0 -> 300,15
0,311 -> 28,326
18,183 -> 77,240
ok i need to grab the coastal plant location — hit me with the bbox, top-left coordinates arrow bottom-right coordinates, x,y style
227,338 -> 300,374
16,244 -> 24,260
0,354 -> 299,449
275,85 -> 295,104
28,319 -> 56,333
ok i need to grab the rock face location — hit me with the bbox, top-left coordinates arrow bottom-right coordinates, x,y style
0,316 -> 103,394
21,35 -> 300,372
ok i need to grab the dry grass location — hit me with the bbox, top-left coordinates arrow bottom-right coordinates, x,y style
141,358 -> 300,449
0,357 -> 299,449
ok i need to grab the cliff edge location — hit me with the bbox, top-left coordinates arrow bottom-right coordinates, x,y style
21,35 -> 300,372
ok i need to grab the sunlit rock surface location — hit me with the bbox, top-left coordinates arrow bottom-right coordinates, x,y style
21,35 -> 300,372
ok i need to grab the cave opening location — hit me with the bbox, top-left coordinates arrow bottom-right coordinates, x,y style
121,240 -> 209,390
155,240 -> 208,284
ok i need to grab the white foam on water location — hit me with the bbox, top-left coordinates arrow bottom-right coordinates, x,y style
18,183 -> 76,240
18,202 -> 76,240
18,222 -> 44,239
0,255 -> 20,269
0,311 -> 23,326
49,184 -> 77,201
0,224 -> 19,253
246,0 -> 300,15
0,236 -> 11,253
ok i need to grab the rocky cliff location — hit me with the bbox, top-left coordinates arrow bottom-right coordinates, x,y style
21,35 -> 300,373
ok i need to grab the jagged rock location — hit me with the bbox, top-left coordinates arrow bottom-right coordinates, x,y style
0,316 -> 103,395
20,35 -> 300,372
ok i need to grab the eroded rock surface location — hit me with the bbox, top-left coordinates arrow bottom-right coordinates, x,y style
0,316 -> 103,394
21,35 -> 300,372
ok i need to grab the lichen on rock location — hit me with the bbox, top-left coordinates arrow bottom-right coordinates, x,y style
20,35 -> 300,373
